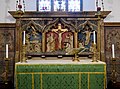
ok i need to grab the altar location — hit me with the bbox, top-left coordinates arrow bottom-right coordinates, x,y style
9,7 -> 110,89
15,59 -> 106,89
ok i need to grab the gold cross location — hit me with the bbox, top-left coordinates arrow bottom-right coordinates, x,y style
52,23 -> 68,49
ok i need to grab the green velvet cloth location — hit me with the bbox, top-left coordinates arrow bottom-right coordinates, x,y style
15,63 -> 106,89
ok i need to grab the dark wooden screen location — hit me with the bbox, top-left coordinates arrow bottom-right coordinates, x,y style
0,23 -> 15,84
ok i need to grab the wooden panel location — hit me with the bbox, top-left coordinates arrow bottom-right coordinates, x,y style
104,22 -> 120,83
0,23 -> 15,83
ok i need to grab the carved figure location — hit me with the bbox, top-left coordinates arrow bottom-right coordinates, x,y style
46,33 -> 56,52
31,26 -> 39,39
64,33 -> 73,52
78,41 -> 84,49
66,33 -> 73,48
64,42 -> 71,53
82,24 -> 92,45
26,33 -> 33,52
83,31 -> 92,45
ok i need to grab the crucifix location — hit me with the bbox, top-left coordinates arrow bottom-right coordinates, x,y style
52,23 -> 68,49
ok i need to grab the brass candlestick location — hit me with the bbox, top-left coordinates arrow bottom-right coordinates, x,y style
68,47 -> 88,62
92,43 -> 98,62
70,48 -> 80,62
73,53 -> 79,62
22,44 -> 27,63
1,58 -> 9,84
67,48 -> 80,62
111,58 -> 118,83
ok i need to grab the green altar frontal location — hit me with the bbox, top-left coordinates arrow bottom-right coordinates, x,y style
15,60 -> 106,89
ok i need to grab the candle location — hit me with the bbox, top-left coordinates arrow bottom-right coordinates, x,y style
93,31 -> 96,44
23,31 -> 25,45
6,44 -> 8,58
112,44 -> 115,58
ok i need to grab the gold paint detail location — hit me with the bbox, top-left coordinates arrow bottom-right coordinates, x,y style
32,74 -> 34,89
16,64 -> 106,89
15,65 -> 18,89
16,72 -> 105,74
74,32 -> 78,48
41,74 -> 42,89
79,73 -> 81,89
42,33 -> 45,52
92,43 -> 98,62
104,65 -> 106,89
88,73 -> 90,89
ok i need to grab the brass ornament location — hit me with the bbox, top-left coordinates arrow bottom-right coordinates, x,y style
92,43 -> 98,62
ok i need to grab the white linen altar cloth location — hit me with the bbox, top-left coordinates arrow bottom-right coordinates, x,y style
16,59 -> 105,65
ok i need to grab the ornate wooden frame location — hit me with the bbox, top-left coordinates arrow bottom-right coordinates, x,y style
9,11 -> 111,61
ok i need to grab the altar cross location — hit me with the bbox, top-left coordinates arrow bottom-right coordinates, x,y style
52,23 -> 68,49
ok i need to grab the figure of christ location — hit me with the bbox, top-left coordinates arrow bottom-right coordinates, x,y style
57,31 -> 65,49
84,30 -> 92,45
83,25 -> 92,45
46,33 -> 56,52
52,23 -> 68,50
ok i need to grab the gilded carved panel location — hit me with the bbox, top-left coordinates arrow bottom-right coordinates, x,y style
22,21 -> 42,53
20,18 -> 99,56
45,23 -> 74,53
77,20 -> 97,53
